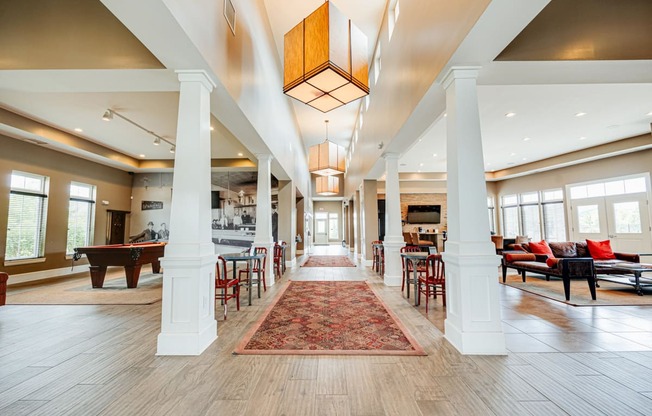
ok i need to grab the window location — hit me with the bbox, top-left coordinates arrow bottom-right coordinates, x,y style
388,0 -> 400,40
501,195 -> 519,238
570,176 -> 647,200
66,182 -> 96,255
487,197 -> 495,234
500,189 -> 566,241
328,212 -> 339,240
373,45 -> 381,84
5,171 -> 49,261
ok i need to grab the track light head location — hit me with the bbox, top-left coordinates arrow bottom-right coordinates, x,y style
102,110 -> 113,121
170,146 -> 175,153
153,137 -> 161,146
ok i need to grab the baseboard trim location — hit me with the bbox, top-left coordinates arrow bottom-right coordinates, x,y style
6,264 -> 121,286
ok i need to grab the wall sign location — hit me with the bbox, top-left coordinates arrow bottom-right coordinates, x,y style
142,200 -> 163,210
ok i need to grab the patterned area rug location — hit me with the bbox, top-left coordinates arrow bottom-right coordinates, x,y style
301,255 -> 356,267
234,281 -> 425,355
502,273 -> 652,306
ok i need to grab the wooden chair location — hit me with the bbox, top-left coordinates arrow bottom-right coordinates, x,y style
418,254 -> 446,312
400,245 -> 426,294
371,240 -> 382,272
216,256 -> 240,320
273,244 -> 283,279
239,246 -> 267,292
411,231 -> 434,247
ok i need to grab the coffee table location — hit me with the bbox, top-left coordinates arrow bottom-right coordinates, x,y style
597,263 -> 652,296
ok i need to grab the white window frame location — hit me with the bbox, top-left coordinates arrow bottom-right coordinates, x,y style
66,182 -> 96,256
5,171 -> 49,263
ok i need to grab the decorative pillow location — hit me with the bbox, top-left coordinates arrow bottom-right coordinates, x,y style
549,241 -> 577,258
515,235 -> 530,245
546,257 -> 560,268
586,239 -> 616,260
504,253 -> 536,263
528,240 -> 553,256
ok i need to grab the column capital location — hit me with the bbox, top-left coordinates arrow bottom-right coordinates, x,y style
255,153 -> 274,162
176,70 -> 216,91
382,152 -> 400,160
441,66 -> 482,90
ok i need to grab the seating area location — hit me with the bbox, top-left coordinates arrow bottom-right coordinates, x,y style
215,256 -> 240,320
502,239 -> 643,300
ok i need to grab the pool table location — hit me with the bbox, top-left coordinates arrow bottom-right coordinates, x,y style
73,242 -> 166,288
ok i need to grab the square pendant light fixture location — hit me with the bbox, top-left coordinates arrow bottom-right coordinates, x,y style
309,120 -> 345,175
316,175 -> 340,196
283,1 -> 369,112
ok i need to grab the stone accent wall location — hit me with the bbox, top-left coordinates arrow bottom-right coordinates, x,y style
379,193 -> 448,233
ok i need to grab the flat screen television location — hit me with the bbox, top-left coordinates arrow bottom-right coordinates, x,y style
407,205 -> 441,224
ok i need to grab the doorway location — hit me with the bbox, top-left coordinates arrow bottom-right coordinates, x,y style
315,213 -> 328,245
568,175 -> 652,253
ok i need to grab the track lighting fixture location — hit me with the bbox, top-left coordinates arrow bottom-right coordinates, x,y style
101,108 -> 176,151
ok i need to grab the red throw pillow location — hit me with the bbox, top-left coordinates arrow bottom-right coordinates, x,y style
528,240 -> 553,256
546,257 -> 559,268
504,253 -> 536,263
586,239 -> 616,260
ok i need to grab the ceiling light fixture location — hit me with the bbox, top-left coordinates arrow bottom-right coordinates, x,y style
575,112 -> 587,117
316,175 -> 339,196
309,120 -> 345,176
102,109 -> 176,153
579,136 -> 587,140
646,111 -> 652,116
505,112 -> 516,118
237,152 -> 243,157
170,146 -> 175,153
283,1 -> 369,112
74,128 -> 83,132
523,137 -> 531,141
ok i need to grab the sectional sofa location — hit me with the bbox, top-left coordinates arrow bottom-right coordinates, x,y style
501,241 -> 641,301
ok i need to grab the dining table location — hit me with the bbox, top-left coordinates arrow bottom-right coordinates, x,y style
400,251 -> 429,306
220,251 -> 266,306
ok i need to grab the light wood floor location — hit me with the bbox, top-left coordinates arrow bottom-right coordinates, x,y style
2,246 -> 652,415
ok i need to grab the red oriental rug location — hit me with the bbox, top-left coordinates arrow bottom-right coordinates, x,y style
234,281 -> 425,355
301,255 -> 356,267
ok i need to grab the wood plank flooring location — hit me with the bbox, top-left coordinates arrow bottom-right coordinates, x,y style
1,246 -> 652,415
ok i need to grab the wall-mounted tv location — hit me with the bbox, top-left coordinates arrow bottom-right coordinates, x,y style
407,205 -> 441,224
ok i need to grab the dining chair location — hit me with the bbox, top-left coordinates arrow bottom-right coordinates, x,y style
216,255 -> 240,320
273,244 -> 283,279
400,245 -> 426,294
370,240 -> 382,272
238,246 -> 267,292
418,254 -> 446,312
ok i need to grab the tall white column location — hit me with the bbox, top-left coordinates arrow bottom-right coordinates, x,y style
157,70 -> 217,356
382,153 -> 405,286
253,154 -> 275,285
441,67 -> 506,355
278,180 -> 297,267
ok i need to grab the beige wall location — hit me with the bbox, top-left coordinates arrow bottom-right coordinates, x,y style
0,135 -> 133,275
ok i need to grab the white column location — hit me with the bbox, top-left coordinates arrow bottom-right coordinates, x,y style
278,180 -> 297,267
253,154 -> 275,285
157,70 -> 217,356
441,67 -> 506,355
382,153 -> 405,286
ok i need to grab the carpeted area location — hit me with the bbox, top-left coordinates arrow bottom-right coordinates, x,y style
301,255 -> 356,267
6,271 -> 163,305
234,281 -> 426,355
502,273 -> 652,306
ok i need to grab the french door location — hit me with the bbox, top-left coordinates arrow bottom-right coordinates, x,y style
314,217 -> 328,245
571,193 -> 652,253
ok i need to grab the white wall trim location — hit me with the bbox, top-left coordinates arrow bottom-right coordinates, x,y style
6,264 -> 117,286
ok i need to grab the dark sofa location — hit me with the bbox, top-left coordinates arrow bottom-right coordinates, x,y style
501,241 -> 640,301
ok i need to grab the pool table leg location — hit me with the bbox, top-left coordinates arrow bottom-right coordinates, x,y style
125,266 -> 143,288
151,260 -> 162,274
89,266 -> 108,288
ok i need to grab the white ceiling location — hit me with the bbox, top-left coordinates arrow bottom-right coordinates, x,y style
0,0 -> 651,183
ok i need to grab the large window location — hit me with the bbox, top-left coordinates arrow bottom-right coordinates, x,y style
500,189 -> 566,241
66,182 -> 96,255
5,171 -> 49,261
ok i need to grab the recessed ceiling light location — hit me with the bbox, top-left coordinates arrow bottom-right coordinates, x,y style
139,154 -> 145,158
74,128 -> 83,132
418,139 -> 422,142
522,137 -> 531,141
505,112 -> 516,118
210,126 -> 215,131
575,112 -> 587,117
443,113 -> 447,118
486,162 -> 491,166
510,152 -> 516,156
419,163 -> 424,167
647,111 -> 652,116
417,170 -> 421,173
579,136 -> 587,140
237,152 -> 243,157
522,157 -> 528,161
432,153 -> 437,157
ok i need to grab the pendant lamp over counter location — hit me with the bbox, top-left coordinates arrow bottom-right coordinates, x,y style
316,175 -> 340,196
283,1 -> 369,112
309,120 -> 345,176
